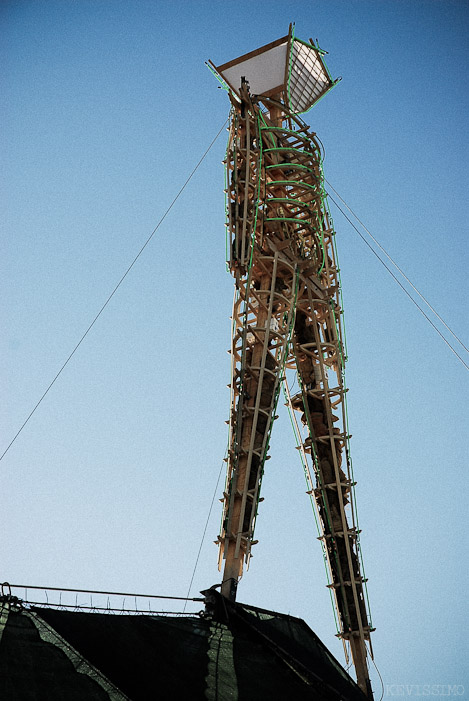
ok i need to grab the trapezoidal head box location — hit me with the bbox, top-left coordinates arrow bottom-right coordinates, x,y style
210,27 -> 338,114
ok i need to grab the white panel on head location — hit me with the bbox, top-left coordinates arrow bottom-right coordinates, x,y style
288,40 -> 332,113
219,42 -> 288,97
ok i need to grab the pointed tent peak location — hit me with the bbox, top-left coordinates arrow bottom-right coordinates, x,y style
209,27 -> 339,115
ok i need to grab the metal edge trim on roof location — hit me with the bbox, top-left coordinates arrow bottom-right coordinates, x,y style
214,35 -> 290,73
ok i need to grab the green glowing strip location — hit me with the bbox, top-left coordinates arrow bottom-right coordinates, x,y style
317,234 -> 326,276
315,183 -> 327,276
311,42 -> 335,81
330,324 -> 370,627
251,270 -> 300,541
319,182 -> 373,627
340,365 -> 373,627
244,111 -> 263,274
358,543 -> 373,627
286,25 -> 295,112
258,112 -> 277,148
231,109 -> 264,482
282,380 -> 340,633
295,37 -> 319,50
319,165 -> 349,360
265,162 -> 314,174
205,61 -> 229,91
298,81 -> 340,117
263,147 -> 317,159
224,114 -> 232,269
219,446 -> 229,535
291,347 -> 350,629
267,197 -> 310,207
247,113 -> 263,264
318,195 -> 331,276
283,386 -> 320,537
346,390 -> 373,626
330,305 -> 345,373
265,216 -> 313,224
291,352 -> 331,538
225,109 -> 261,538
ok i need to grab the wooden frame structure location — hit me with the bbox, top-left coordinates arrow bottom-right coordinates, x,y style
211,31 -> 374,698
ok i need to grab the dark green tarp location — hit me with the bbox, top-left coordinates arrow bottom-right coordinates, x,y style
0,590 -> 367,700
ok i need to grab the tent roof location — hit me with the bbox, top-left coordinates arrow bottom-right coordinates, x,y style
0,590 -> 367,700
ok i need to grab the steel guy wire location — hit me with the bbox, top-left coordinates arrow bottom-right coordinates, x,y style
326,179 -> 468,355
327,194 -> 469,371
182,455 -> 226,612
1,119 -> 229,463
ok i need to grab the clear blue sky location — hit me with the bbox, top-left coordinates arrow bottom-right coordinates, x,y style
3,0 -> 468,694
